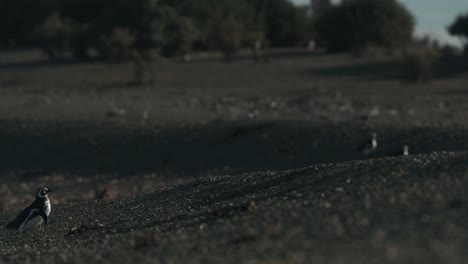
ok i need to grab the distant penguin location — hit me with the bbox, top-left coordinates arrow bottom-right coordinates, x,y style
391,145 -> 409,157
359,132 -> 378,155
5,187 -> 52,232
403,145 -> 409,156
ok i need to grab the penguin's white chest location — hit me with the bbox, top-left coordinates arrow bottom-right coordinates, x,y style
44,200 -> 51,216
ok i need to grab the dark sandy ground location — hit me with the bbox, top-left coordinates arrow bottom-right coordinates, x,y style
0,49 -> 467,263
1,152 -> 467,263
0,119 -> 466,212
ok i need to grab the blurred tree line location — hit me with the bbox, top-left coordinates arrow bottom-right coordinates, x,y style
0,0 -> 313,60
1,0 -> 466,65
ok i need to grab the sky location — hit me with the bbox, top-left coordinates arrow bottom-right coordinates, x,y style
290,0 -> 467,47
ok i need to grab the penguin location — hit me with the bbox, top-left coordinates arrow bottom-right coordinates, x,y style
403,145 -> 409,156
5,187 -> 52,232
391,145 -> 410,157
358,132 -> 378,155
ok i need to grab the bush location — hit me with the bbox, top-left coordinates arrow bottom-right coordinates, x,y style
211,15 -> 244,62
98,27 -> 136,61
64,0 -> 161,60
156,7 -> 197,58
159,0 -> 314,50
33,13 -> 78,59
0,0 -> 55,47
399,47 -> 439,82
316,0 -> 414,53
262,0 -> 314,47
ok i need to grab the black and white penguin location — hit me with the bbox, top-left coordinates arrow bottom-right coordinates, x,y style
403,145 -> 409,156
358,132 -> 378,155
5,187 -> 52,232
391,145 -> 410,157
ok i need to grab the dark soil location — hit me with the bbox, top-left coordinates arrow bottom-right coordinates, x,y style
1,152 -> 467,263
0,49 -> 467,263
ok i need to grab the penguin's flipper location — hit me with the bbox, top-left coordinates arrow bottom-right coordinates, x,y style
38,211 -> 48,227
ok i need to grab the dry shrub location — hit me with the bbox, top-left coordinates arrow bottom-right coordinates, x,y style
34,12 -> 78,59
440,45 -> 463,58
99,27 -> 136,61
438,45 -> 467,75
399,47 -> 439,82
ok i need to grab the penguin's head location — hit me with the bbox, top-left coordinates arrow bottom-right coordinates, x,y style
36,187 -> 53,199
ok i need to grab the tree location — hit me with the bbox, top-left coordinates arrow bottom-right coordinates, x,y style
62,0 -> 159,60
158,0 -> 313,50
0,0 -> 57,47
211,15 -> 244,61
263,0 -> 313,47
316,0 -> 414,52
156,7 -> 196,58
5,0 -> 316,60
448,12 -> 468,45
33,12 -> 78,58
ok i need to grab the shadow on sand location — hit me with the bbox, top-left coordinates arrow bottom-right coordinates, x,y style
0,119 -> 465,178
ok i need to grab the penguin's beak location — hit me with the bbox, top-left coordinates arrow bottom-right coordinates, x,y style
46,189 -> 53,194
